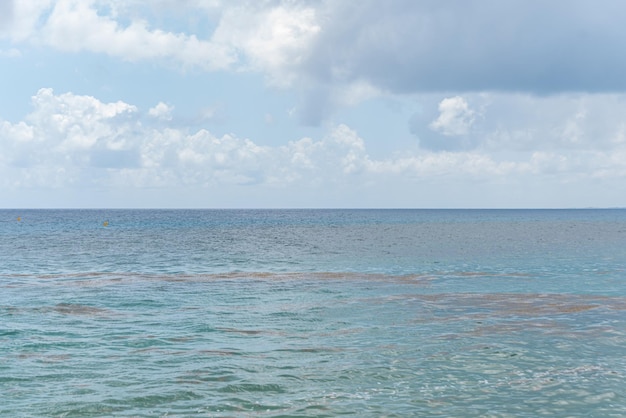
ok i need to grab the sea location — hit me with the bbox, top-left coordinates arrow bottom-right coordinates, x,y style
1,209 -> 625,417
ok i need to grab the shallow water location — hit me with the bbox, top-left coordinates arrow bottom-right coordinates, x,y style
1,209 -> 625,416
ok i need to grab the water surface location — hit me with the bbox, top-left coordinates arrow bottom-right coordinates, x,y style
1,209 -> 625,416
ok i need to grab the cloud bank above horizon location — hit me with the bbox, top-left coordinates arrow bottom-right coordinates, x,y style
1,0 -> 626,208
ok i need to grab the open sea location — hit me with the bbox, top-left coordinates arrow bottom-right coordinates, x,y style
1,209 -> 625,417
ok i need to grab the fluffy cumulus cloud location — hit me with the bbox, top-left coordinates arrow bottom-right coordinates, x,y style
2,1 -> 626,206
430,97 -> 476,137
211,1 -> 321,86
0,89 -> 371,190
0,0 -> 321,73
4,0 -> 626,124
1,0 -> 233,69
409,92 -> 626,154
2,89 -> 626,203
4,0 -> 626,92
148,102 -> 173,121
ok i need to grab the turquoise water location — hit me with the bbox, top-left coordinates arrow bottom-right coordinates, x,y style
1,209 -> 625,416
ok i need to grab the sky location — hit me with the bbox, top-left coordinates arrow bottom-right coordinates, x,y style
1,0 -> 626,208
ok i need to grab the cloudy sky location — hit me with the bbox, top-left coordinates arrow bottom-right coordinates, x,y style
2,0 -> 626,208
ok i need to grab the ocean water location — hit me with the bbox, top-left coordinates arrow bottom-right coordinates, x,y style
1,209 -> 625,417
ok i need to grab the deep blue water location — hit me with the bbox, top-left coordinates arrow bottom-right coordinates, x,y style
1,209 -> 625,416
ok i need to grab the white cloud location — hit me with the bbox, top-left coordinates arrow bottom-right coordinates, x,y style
2,89 -> 626,207
27,87 -> 138,152
210,2 -> 321,87
0,0 -> 52,42
0,120 -> 34,143
3,2 -> 626,207
1,0 -> 322,75
0,88 -> 138,184
4,1 -> 626,95
1,0 -> 234,69
430,96 -> 475,136
148,102 -> 173,121
412,92 -> 626,153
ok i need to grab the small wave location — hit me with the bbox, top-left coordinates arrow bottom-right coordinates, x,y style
197,349 -> 243,356
275,347 -> 345,353
218,383 -> 286,394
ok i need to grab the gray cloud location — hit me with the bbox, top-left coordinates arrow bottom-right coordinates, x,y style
0,1 -> 14,27
5,1 -> 624,95
302,0 -> 626,94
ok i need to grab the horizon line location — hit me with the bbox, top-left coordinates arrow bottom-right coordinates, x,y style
1,207 -> 624,211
